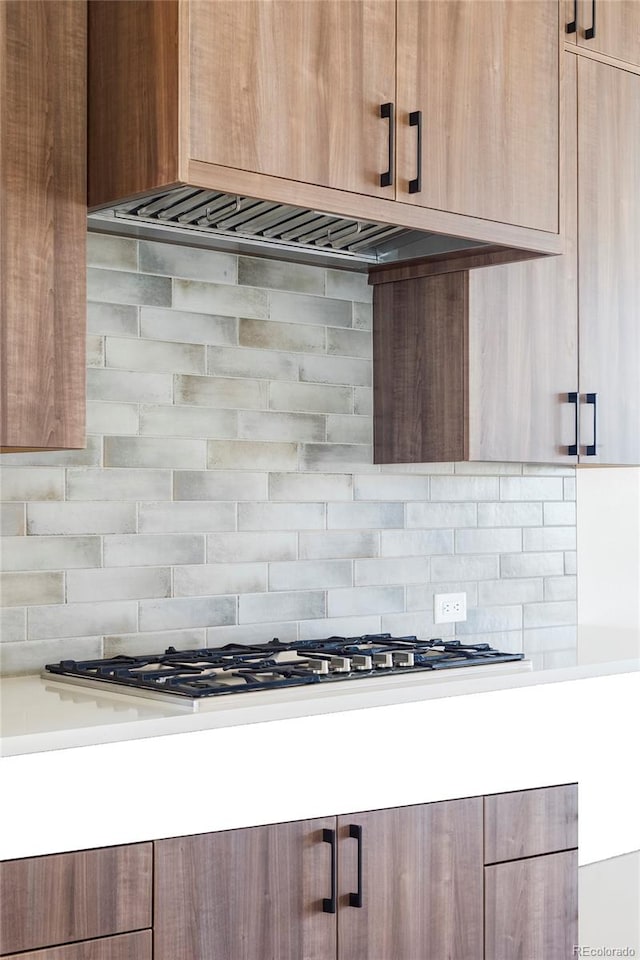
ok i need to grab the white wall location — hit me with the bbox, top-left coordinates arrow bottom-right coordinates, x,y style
577,468 -> 640,663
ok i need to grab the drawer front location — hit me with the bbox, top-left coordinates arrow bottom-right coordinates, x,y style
2,931 -> 152,960
0,844 -> 152,956
484,784 -> 578,863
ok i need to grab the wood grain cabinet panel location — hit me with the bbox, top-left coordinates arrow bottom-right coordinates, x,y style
485,850 -> 578,960
2,931 -> 152,960
153,818 -> 337,960
484,784 -> 578,863
576,0 -> 640,67
337,798 -> 484,960
0,844 -> 152,956
0,0 -> 86,451
397,0 -> 560,232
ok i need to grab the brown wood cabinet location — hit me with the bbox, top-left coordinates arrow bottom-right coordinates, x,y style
572,0 -> 640,68
0,844 -> 152,956
484,784 -> 578,863
88,0 -> 561,254
0,1 -> 86,452
373,50 -> 640,466
3,932 -> 152,960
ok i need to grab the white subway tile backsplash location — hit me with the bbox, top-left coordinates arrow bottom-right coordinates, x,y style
103,534 -> 204,567
239,591 -> 326,624
67,469 -> 172,501
139,596 -> 236,631
1,503 -> 25,537
105,436 -> 206,469
138,502 -> 236,533
0,233 -> 576,671
239,502 -> 325,531
175,471 -> 267,501
299,531 -> 379,560
210,440 -> 300,472
67,567 -> 171,603
0,572 -> 65,608
239,257 -> 324,295
27,503 -> 136,536
106,337 -> 206,375
176,375 -> 268,410
140,307 -> 238,346
328,502 -> 404,529
28,601 -> 138,641
240,318 -> 325,355
270,290 -> 351,328
139,240 -> 236,284
1,536 -> 101,572
381,530 -> 453,557
88,267 -> 171,307
174,278 -> 268,319
207,533 -> 297,563
140,404 -> 237,439
174,563 -> 267,597
0,468 -> 65,502
269,560 -> 352,591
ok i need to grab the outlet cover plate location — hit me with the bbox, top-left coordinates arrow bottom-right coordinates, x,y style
434,592 -> 467,624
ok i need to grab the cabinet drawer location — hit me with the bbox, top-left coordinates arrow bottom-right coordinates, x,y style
484,784 -> 578,864
2,931 -> 151,960
0,844 -> 152,956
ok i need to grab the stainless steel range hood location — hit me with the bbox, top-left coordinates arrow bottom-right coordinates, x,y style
88,186 -> 485,272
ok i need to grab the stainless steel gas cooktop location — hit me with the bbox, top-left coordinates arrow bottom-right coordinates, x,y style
44,635 -> 526,703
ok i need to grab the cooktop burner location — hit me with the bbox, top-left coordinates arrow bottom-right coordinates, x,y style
45,635 -> 525,701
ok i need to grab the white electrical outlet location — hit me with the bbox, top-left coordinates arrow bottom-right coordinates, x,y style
434,592 -> 467,624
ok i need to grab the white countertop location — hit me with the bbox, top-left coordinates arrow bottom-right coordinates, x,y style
1,660 -> 638,865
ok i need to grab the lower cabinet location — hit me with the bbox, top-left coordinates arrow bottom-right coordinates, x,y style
1,786 -> 577,960
3,931 -> 152,960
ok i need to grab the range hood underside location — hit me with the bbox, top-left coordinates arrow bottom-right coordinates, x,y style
88,186 -> 486,272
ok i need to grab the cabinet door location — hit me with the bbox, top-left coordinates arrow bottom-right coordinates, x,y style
485,850 -> 578,960
578,59 -> 640,464
3,931 -> 152,960
396,0 -> 560,233
577,0 -> 640,67
188,1 -> 396,199
338,798 -> 483,960
154,818 -> 337,960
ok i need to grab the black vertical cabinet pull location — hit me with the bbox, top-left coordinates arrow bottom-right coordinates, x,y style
380,102 -> 395,188
322,828 -> 337,914
586,0 -> 596,39
566,0 -> 577,32
585,393 -> 598,456
409,111 -> 422,194
348,824 -> 364,908
567,392 -> 579,456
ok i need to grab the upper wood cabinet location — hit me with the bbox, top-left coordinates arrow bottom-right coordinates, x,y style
573,0 -> 640,68
0,1 -> 86,452
89,0 -> 562,253
396,0 -> 560,232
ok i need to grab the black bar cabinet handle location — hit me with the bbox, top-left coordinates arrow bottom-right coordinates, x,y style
566,0 -> 577,33
409,110 -> 422,194
380,102 -> 395,188
585,0 -> 596,39
567,391 -> 578,456
322,828 -> 337,914
348,824 -> 363,908
585,392 -> 597,456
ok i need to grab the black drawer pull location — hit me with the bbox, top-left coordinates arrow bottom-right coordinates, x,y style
380,102 -> 395,188
409,110 -> 422,194
567,391 -> 578,456
322,828 -> 337,914
566,0 -> 577,33
585,392 -> 597,456
585,0 -> 596,39
348,824 -> 363,908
